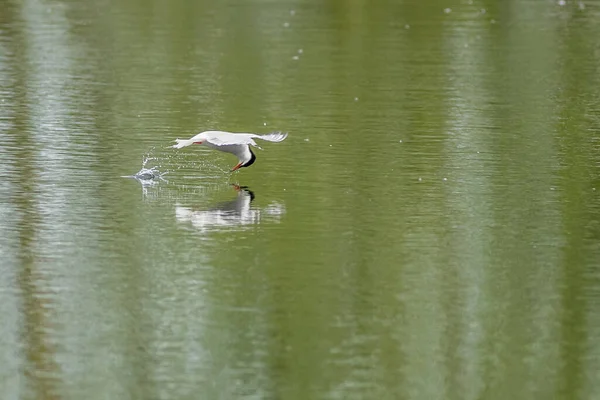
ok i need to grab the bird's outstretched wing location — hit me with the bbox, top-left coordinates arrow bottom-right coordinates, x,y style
204,132 -> 256,146
253,131 -> 288,143
205,131 -> 288,147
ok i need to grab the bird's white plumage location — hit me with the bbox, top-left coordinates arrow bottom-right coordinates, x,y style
199,131 -> 287,147
172,130 -> 288,171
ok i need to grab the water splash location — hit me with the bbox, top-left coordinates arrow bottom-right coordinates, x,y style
122,166 -> 168,183
122,149 -> 168,183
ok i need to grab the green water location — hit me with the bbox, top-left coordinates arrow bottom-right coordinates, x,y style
1,0 -> 600,399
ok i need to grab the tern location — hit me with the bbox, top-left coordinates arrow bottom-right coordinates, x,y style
172,130 -> 288,171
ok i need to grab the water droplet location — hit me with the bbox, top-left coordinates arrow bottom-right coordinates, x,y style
354,97 -> 359,101
263,122 -> 267,126
418,177 -> 422,182
292,55 -> 299,60
290,9 -> 296,16
491,19 -> 496,24
399,140 -> 403,143
298,49 -> 303,54
404,24 -> 410,29
558,0 -> 566,5
444,8 -> 452,14
480,8 -> 486,14
578,1 -> 586,9
443,177 -> 448,181
304,138 -> 310,142
283,22 -> 290,28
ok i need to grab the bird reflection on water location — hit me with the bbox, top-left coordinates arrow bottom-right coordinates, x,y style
175,185 -> 285,232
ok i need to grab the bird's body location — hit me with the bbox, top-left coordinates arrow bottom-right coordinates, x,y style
172,130 -> 288,171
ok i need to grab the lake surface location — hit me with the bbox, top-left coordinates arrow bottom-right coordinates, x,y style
1,0 -> 600,399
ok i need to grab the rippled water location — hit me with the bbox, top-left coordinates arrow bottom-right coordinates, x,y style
1,0 -> 600,399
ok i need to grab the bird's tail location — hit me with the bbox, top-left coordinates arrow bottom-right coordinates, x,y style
172,138 -> 195,149
258,131 -> 288,142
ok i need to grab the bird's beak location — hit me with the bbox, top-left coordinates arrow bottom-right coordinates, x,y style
193,141 -> 203,145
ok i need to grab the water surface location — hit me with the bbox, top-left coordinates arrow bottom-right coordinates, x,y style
1,0 -> 600,399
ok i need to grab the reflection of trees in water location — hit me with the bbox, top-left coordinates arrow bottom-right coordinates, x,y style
2,3 -> 62,396
13,154 -> 63,399
17,252 -> 62,400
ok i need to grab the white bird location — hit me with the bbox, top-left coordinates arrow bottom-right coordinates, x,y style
172,130 -> 288,171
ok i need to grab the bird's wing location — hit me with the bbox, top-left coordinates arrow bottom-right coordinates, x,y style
253,131 -> 288,143
204,131 -> 287,147
204,132 -> 256,147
